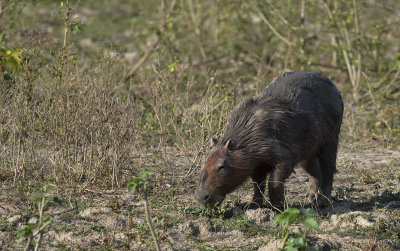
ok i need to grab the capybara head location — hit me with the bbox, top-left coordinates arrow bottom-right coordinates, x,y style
195,139 -> 249,206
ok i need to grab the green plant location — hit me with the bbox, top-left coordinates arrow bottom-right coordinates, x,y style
128,171 -> 161,251
0,46 -> 22,72
274,208 -> 321,251
16,186 -> 53,251
182,204 -> 227,219
60,0 -> 84,48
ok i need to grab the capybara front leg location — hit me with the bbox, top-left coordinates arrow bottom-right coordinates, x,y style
268,164 -> 292,208
251,171 -> 267,207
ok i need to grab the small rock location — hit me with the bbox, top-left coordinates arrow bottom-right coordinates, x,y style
330,214 -> 339,227
115,232 -> 126,241
28,217 -> 38,224
355,215 -> 374,228
7,215 -> 21,225
79,207 -> 111,217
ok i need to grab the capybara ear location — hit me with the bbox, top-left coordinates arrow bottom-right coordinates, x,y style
210,138 -> 218,147
225,139 -> 236,152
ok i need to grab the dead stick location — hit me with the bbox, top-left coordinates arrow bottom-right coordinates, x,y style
122,38 -> 160,82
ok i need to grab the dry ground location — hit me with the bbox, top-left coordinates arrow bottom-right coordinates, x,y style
1,142 -> 400,250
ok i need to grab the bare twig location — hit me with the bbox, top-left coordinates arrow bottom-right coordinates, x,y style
321,0 -> 362,101
187,0 -> 207,60
49,207 -> 78,217
13,135 -> 22,185
122,37 -> 160,82
254,8 -> 292,46
300,0 -> 306,56
34,186 -> 48,251
142,193 -> 161,251
24,236 -> 32,251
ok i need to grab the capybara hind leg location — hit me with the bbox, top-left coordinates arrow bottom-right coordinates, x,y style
317,141 -> 339,206
268,165 -> 292,208
303,158 -> 322,204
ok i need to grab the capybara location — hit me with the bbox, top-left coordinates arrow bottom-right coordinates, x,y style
195,71 -> 343,208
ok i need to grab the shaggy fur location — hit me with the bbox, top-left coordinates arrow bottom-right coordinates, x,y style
195,72 -> 343,208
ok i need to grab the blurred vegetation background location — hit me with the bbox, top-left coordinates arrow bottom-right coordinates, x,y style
0,0 -> 399,189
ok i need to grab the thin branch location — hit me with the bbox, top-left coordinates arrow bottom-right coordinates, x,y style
188,0 -> 207,60
300,0 -> 306,55
254,8 -> 292,46
50,207 -> 78,217
122,37 -> 160,83
142,193 -> 161,251
34,186 -> 47,251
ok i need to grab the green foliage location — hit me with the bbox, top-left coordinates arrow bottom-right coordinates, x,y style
274,208 -> 320,233
0,46 -> 23,72
127,171 -> 150,194
16,223 -> 36,239
16,213 -> 52,249
274,208 -> 321,251
182,204 -> 226,218
128,171 -> 161,250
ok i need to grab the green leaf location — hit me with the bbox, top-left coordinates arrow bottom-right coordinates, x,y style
0,46 -> 23,72
39,219 -> 52,232
275,208 -> 300,228
127,182 -> 138,193
16,223 -> 35,239
140,171 -> 150,179
274,212 -> 286,224
285,237 -> 306,251
53,196 -> 63,205
301,208 -> 318,217
301,217 -> 321,232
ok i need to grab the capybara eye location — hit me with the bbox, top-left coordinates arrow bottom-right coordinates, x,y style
217,165 -> 225,171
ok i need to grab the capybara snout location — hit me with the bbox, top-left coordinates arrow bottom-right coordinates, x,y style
195,71 -> 343,208
195,139 -> 247,206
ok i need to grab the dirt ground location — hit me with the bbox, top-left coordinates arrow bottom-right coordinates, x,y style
1,142 -> 400,250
